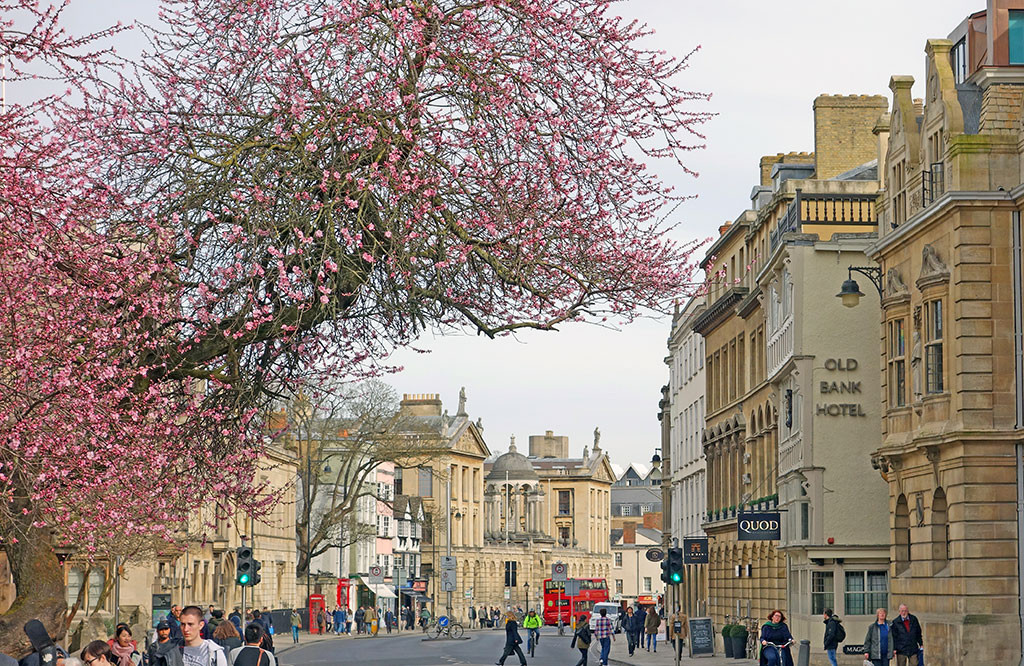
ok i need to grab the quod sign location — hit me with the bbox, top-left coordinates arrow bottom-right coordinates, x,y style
737,511 -> 781,541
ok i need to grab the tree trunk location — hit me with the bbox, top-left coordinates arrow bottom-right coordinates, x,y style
0,523 -> 68,658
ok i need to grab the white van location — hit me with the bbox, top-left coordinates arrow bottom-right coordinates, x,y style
588,602 -> 622,634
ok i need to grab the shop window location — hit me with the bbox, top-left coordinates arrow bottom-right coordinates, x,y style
844,571 -> 888,616
888,318 -> 907,407
810,571 -> 834,615
925,299 -> 944,394
615,579 -> 623,594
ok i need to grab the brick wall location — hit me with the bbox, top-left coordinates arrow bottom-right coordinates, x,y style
758,152 -> 815,186
813,94 -> 888,179
979,84 -> 1024,135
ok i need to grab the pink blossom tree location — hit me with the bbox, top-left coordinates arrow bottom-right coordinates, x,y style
1,0 -> 708,651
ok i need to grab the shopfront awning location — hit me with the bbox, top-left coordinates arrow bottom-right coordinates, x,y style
400,588 -> 432,602
367,583 -> 397,598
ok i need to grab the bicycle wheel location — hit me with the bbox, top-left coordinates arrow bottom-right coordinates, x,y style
450,623 -> 464,639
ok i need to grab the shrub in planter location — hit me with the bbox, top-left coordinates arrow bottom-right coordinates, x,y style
721,625 -> 735,658
730,625 -> 748,659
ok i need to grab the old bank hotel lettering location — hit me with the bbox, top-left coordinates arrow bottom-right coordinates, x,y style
816,358 -> 866,417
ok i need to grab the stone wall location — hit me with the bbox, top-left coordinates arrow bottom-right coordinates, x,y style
813,95 -> 888,179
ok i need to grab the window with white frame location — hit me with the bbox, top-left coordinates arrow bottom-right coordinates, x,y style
845,571 -> 888,616
378,515 -> 391,537
642,577 -> 652,593
621,505 -> 631,516
614,552 -> 622,567
925,299 -> 944,394
810,571 -> 834,614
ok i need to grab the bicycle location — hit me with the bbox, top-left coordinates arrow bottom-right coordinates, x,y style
761,639 -> 794,666
526,628 -> 540,657
738,616 -> 759,658
433,616 -> 464,639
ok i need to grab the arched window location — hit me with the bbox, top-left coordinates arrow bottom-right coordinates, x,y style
931,487 -> 949,572
895,495 -> 911,574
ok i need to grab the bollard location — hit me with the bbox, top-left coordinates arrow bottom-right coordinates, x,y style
797,639 -> 811,666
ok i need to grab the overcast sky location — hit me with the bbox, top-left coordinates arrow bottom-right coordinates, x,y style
52,1 -> 973,473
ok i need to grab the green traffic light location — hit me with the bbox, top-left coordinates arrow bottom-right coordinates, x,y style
671,573 -> 681,583
239,573 -> 250,585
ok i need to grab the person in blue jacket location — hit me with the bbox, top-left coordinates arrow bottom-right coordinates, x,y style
758,610 -> 794,666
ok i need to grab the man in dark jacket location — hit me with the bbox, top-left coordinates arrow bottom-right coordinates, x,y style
822,609 -> 843,666
890,604 -> 922,666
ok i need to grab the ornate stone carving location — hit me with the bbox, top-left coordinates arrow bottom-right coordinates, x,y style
886,268 -> 908,298
918,244 -> 950,287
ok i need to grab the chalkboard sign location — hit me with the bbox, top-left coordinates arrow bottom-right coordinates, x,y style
687,617 -> 714,657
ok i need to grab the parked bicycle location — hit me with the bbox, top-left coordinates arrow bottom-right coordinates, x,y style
433,615 -> 464,639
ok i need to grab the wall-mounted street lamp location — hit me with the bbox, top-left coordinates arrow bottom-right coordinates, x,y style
836,266 -> 883,308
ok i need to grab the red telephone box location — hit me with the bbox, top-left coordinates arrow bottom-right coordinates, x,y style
337,578 -> 351,608
308,594 -> 326,634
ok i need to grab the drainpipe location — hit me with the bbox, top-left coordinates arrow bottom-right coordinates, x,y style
1011,209 -> 1024,666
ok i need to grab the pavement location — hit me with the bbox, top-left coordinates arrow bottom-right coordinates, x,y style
605,634 -> 755,666
275,626 -> 758,666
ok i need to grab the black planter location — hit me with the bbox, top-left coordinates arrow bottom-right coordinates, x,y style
722,633 -> 734,658
730,634 -> 747,659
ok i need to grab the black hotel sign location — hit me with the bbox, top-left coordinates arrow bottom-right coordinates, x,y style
683,538 -> 709,564
737,512 -> 781,541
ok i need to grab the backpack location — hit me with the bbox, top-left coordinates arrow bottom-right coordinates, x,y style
834,621 -> 846,643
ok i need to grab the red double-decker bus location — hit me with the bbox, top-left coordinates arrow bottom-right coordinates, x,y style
542,578 -> 609,626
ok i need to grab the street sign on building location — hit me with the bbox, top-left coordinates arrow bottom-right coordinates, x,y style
645,548 -> 664,562
551,562 -> 567,581
368,565 -> 384,584
737,512 -> 781,541
683,538 -> 710,564
440,568 -> 457,592
504,588 -> 510,599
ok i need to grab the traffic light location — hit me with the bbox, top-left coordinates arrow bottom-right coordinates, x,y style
660,557 -> 671,585
251,557 -> 262,587
666,547 -> 684,585
236,546 -> 254,586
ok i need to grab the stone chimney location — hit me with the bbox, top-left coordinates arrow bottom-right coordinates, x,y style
758,152 -> 815,187
529,430 -> 569,458
400,393 -> 443,417
623,522 -> 637,545
813,94 -> 888,179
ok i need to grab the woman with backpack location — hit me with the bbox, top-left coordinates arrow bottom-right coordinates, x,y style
570,614 -> 592,666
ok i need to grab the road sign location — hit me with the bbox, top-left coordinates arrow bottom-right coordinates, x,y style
368,565 -> 383,584
551,562 -> 567,581
564,579 -> 581,596
441,556 -> 457,570
646,548 -> 664,562
440,568 -> 457,592
504,588 -> 510,599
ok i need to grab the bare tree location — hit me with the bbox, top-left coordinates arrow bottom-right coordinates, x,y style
285,380 -> 450,579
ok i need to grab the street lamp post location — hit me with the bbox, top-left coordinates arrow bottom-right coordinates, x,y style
836,265 -> 883,308
524,581 -> 529,615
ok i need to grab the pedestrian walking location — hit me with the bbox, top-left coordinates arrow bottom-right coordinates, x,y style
228,625 -> 276,666
495,612 -> 526,666
212,622 -> 242,654
179,606 -> 230,666
289,610 -> 301,644
822,608 -> 845,666
593,607 -> 614,666
108,627 -> 142,666
316,608 -> 326,635
758,610 -> 794,666
332,608 -> 343,636
345,607 -> 353,634
863,608 -> 894,666
622,607 -> 638,656
479,606 -> 487,629
633,606 -> 646,651
229,610 -> 242,634
385,609 -> 394,634
644,606 -> 661,652
469,606 -> 477,627
890,605 -> 922,666
570,615 -> 591,666
165,606 -> 184,644
355,607 -> 366,634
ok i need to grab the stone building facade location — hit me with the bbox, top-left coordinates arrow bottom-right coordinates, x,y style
865,3 -> 1024,662
394,392 -> 613,622
665,295 -> 707,617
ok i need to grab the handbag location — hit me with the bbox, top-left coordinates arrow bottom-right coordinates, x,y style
578,640 -> 590,650
863,661 -> 873,666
